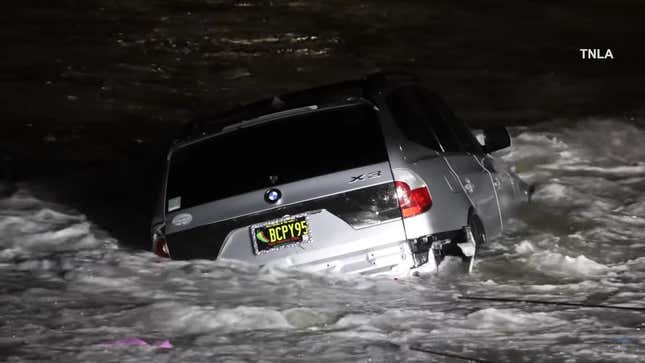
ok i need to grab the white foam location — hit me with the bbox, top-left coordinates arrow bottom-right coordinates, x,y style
514,240 -> 536,254
139,303 -> 292,334
282,308 -> 336,329
0,187 -> 115,260
463,308 -> 566,332
529,252 -> 607,277
541,163 -> 645,177
533,183 -> 570,202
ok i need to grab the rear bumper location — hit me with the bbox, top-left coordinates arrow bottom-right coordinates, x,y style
165,210 -> 417,275
161,210 -> 474,275
217,211 -> 415,275
263,239 -> 415,275
245,226 -> 475,275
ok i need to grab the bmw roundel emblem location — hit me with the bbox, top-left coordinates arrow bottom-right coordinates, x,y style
265,188 -> 282,203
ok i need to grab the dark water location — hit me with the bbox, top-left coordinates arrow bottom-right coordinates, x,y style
1,1 -> 645,361
2,1 -> 644,165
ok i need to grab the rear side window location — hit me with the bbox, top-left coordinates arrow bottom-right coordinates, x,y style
386,87 -> 441,151
418,89 -> 483,155
166,104 -> 389,211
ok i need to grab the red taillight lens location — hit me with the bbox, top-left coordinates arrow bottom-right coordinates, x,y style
395,181 -> 432,218
152,229 -> 171,258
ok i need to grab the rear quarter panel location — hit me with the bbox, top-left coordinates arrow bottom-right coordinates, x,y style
373,95 -> 471,238
398,154 -> 472,238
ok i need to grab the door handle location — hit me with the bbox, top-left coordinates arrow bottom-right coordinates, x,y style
463,178 -> 475,194
493,176 -> 502,190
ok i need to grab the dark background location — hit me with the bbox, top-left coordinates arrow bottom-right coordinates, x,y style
1,0 -> 643,249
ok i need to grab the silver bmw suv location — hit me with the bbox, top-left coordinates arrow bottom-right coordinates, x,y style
151,73 -> 530,274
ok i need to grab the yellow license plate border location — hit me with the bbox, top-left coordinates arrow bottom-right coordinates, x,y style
250,213 -> 312,255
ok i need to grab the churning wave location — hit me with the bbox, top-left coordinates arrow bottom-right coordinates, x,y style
1,118 -> 645,362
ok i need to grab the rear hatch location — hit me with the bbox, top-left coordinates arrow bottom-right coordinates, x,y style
162,101 -> 410,273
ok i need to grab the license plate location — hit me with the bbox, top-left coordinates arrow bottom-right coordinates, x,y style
251,215 -> 311,254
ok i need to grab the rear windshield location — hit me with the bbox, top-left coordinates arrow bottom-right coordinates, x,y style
165,103 -> 388,211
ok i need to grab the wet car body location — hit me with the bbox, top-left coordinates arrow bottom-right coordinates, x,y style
151,73 -> 530,274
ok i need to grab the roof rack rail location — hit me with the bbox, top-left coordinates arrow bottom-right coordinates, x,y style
178,71 -> 420,141
221,105 -> 319,132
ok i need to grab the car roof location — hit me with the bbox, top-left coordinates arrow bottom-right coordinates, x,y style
177,71 -> 420,142
171,99 -> 373,151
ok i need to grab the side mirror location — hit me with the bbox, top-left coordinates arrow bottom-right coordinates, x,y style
480,128 -> 511,153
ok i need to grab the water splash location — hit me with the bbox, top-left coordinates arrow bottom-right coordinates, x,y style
2,119 -> 645,362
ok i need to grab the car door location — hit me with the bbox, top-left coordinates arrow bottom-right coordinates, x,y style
481,151 -> 521,226
417,89 -> 503,238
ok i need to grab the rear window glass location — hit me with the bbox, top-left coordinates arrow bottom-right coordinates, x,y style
166,104 -> 389,211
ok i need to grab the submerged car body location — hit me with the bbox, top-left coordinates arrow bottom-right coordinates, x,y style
151,73 -> 530,274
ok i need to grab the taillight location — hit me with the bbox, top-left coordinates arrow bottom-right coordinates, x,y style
152,227 -> 171,258
393,168 -> 432,218
395,181 -> 432,218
